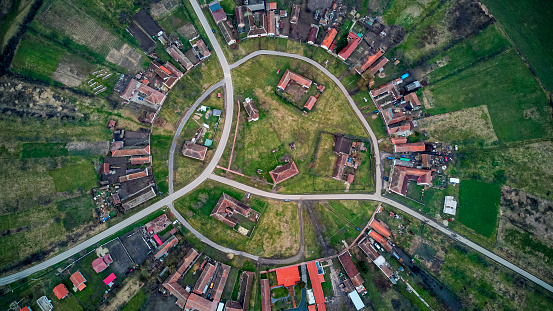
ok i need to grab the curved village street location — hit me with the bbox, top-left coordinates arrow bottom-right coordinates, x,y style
1,0 -> 553,296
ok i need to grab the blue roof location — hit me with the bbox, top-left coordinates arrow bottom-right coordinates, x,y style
213,109 -> 222,116
204,139 -> 213,147
209,3 -> 222,12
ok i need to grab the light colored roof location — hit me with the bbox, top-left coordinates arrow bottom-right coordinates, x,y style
443,196 -> 458,215
348,291 -> 365,310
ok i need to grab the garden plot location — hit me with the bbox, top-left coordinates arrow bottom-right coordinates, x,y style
51,54 -> 97,87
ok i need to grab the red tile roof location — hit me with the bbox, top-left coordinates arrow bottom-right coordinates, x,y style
130,156 -> 151,165
211,193 -> 255,228
269,161 -> 299,184
389,166 -> 432,195
304,96 -> 317,110
308,305 -> 316,311
108,120 -> 116,128
53,283 -> 69,300
211,8 -> 227,23
182,142 -> 208,160
164,61 -> 184,79
112,145 -> 150,157
92,257 -> 108,273
381,108 -> 406,126
119,169 -> 148,182
162,248 -> 199,305
337,32 -> 361,60
367,57 -> 389,76
70,271 -> 86,291
145,214 -> 170,234
347,174 -> 355,184
332,153 -> 347,180
394,142 -> 425,153
389,122 -> 414,135
277,69 -> 312,90
358,239 -> 379,261
369,219 -> 392,238
321,28 -> 337,50
404,92 -> 421,106
21,307 -> 31,311
166,46 -> 194,71
154,234 -> 162,245
338,252 -> 362,286
368,230 -> 393,252
307,262 -> 326,311
267,11 -> 275,35
370,81 -> 400,100
260,278 -> 271,311
243,98 -> 259,121
103,273 -> 116,286
357,50 -> 383,73
194,262 -> 216,294
268,2 -> 277,10
308,26 -> 318,43
154,236 -> 178,259
391,137 -> 407,145
185,293 -> 213,311
276,266 -> 300,287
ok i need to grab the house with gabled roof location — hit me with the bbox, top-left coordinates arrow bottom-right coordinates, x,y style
389,166 -> 432,196
92,254 -> 113,273
355,50 -> 383,74
52,284 -> 69,300
321,28 -> 337,50
70,271 -> 87,291
338,32 -> 361,61
269,161 -> 299,184
338,252 -> 366,294
182,142 -> 208,161
242,97 -> 259,121
210,193 -> 259,229
367,57 -> 389,76
277,69 -> 312,90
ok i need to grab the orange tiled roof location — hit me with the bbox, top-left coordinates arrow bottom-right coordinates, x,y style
369,219 -> 392,238
276,266 -> 300,287
304,96 -> 317,110
277,69 -> 312,90
394,142 -> 425,153
269,161 -> 299,184
321,28 -> 337,49
337,32 -> 361,60
404,92 -> 421,106
53,283 -> 69,300
70,271 -> 86,291
358,50 -> 383,73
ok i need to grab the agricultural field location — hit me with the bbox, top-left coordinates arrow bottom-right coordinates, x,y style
0,0 -> 36,51
457,180 -> 501,238
217,55 -> 372,193
481,0 -> 553,92
173,181 -> 300,258
423,50 -> 552,142
382,0 -> 441,29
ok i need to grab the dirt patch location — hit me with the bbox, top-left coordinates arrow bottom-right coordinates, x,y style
51,55 -> 95,87
418,105 -> 497,144
66,141 -> 110,155
95,246 -> 109,257
106,44 -> 143,73
446,0 -> 492,38
421,89 -> 434,109
408,236 -> 445,273
101,278 -> 143,311
177,23 -> 199,41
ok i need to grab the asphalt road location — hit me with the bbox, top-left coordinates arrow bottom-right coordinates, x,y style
2,3 -> 553,296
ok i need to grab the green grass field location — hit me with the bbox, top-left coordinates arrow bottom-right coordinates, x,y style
122,288 -> 146,311
382,0 -> 441,29
481,0 -> 553,92
219,55 -> 371,193
48,161 -> 97,192
425,50 -> 551,142
174,181 -> 300,258
11,32 -> 64,80
458,180 -> 501,237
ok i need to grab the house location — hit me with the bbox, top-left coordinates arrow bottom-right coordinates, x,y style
308,25 -> 318,44
277,69 -> 312,91
337,32 -> 361,61
92,254 -> 113,273
219,19 -> 238,45
163,248 -> 200,308
321,28 -> 337,50
450,178 -> 460,184
381,108 -> 406,126
443,196 -> 458,215
193,262 -> 216,294
290,4 -> 300,24
394,142 -> 426,153
103,273 -> 117,287
332,153 -> 347,181
193,39 -> 211,61
243,97 -> 259,121
304,96 -> 317,111
119,168 -> 149,182
307,262 -> 327,311
120,79 -> 167,111
333,135 -> 351,154
366,57 -> 388,76
210,2 -> 227,23
52,284 -> 69,300
184,293 -> 213,311
276,266 -> 300,287
154,235 -> 178,260
182,142 -> 208,160
260,279 -> 272,311
391,137 -> 407,145
404,92 -> 421,106
112,145 -> 150,157
211,263 -> 231,302
243,7 -> 267,38
36,296 -> 53,311
130,155 -> 152,165
225,271 -> 254,311
338,252 -> 366,294
355,50 -> 383,74
245,0 -> 265,11
405,81 -> 421,92
389,166 -> 432,196
369,219 -> 392,238
266,2 -> 277,11
210,193 -> 259,228
370,80 -> 401,101
166,45 -> 194,71
70,271 -> 87,291
269,161 -> 299,184
266,10 -> 276,36
236,6 -> 245,29
389,121 -> 414,136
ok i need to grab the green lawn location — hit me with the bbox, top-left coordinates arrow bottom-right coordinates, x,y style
48,161 -> 97,192
382,0 -> 441,29
22,143 -> 68,158
11,32 -> 64,80
458,180 -> 501,237
220,55 -> 371,193
427,24 -> 510,83
150,134 -> 172,194
56,195 -> 95,232
122,288 -> 146,311
174,181 -> 300,258
481,0 -> 553,92
425,50 -> 551,142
